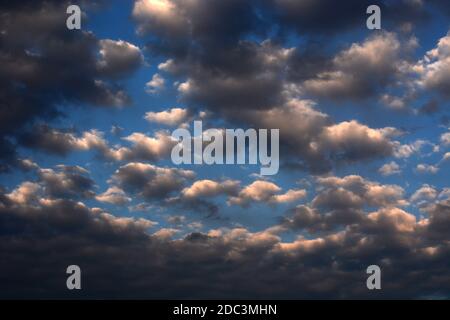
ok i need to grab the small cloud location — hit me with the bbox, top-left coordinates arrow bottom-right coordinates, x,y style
416,163 -> 439,174
145,73 -> 165,93
144,107 -> 188,126
441,132 -> 450,146
379,161 -> 401,176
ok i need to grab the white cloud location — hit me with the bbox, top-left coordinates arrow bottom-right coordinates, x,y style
441,132 -> 450,146
182,179 -> 240,199
145,108 -> 188,126
96,186 -> 131,206
379,161 -> 401,176
416,164 -> 439,174
228,180 -> 306,206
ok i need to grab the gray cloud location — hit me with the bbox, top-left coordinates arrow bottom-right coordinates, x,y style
111,162 -> 195,201
0,1 -> 142,169
1,184 -> 450,298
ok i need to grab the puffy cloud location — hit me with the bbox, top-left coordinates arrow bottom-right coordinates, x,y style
315,175 -> 407,209
379,161 -> 401,176
18,159 -> 39,171
96,186 -> 131,206
442,152 -> 450,161
242,99 -> 397,173
410,184 -> 438,204
380,94 -> 407,111
132,0 -> 189,36
114,131 -> 177,161
393,139 -> 435,158
228,180 -> 306,206
2,180 -> 450,299
153,228 -> 180,240
145,107 -> 189,126
97,39 -> 144,78
416,163 -> 439,174
20,125 -> 110,156
38,165 -> 95,199
20,125 -> 176,162
3,0 -> 450,300
111,162 -> 195,201
6,182 -> 42,205
272,189 -> 308,204
441,132 -> 450,146
421,198 -> 450,242
0,1 -> 141,169
181,179 -> 240,199
6,164 -> 95,203
145,73 -> 165,93
303,33 -> 404,100
415,31 -> 450,97
367,207 -> 416,233
318,120 -> 396,162
175,40 -> 294,112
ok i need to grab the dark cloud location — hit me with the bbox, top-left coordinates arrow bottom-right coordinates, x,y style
97,39 -> 144,78
1,185 -> 450,299
282,175 -> 406,233
272,0 -> 373,34
0,1 -> 142,169
111,162 -> 195,201
19,125 -> 81,156
1,0 -> 450,300
38,165 -> 96,199
171,40 -> 292,112
19,125 -> 177,163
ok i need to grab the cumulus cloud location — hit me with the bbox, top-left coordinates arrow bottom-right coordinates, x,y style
97,39 -> 144,78
20,125 -> 110,156
114,131 -> 177,161
6,182 -> 42,205
366,207 -> 416,233
175,40 -> 294,112
228,180 -> 306,206
111,162 -> 195,201
132,0 -> 189,36
280,175 -> 408,234
37,165 -> 96,199
145,73 -> 165,93
181,179 -> 240,199
416,163 -> 439,174
317,120 -> 397,162
2,175 -> 450,298
415,31 -> 450,97
0,1 -> 142,169
20,125 -> 177,162
3,0 -> 450,300
302,33 -> 405,100
315,175 -> 407,208
96,186 -> 131,206
242,99 -> 398,173
379,161 -> 401,176
145,107 -> 189,126
18,159 -> 39,172
442,152 -> 450,161
410,184 -> 438,205
441,132 -> 450,146
393,139 -> 436,158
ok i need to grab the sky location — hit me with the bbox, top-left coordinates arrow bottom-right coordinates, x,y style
1,0 -> 450,299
